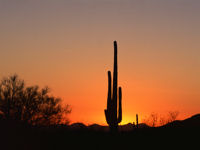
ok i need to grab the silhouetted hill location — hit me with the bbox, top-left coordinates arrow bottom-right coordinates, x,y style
88,124 -> 109,131
69,122 -> 87,130
119,123 -> 150,131
162,114 -> 200,128
67,122 -> 149,132
1,115 -> 200,150
119,123 -> 133,131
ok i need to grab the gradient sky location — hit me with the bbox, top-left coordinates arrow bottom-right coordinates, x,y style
0,0 -> 200,125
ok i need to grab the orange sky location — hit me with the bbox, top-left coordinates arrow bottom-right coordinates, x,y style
0,1 -> 200,125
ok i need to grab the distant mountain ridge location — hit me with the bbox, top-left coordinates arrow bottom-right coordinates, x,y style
162,114 -> 200,128
69,114 -> 200,131
69,122 -> 149,131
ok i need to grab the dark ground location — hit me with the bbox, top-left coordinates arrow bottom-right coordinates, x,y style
0,122 -> 199,150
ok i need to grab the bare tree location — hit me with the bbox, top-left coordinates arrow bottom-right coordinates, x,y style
0,74 -> 24,120
167,111 -> 179,123
159,115 -> 167,126
142,112 -> 158,127
150,112 -> 158,127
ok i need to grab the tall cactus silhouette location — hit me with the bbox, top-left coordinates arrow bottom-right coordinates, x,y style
104,41 -> 122,132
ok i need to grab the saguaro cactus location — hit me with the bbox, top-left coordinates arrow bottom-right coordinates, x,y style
104,41 -> 122,132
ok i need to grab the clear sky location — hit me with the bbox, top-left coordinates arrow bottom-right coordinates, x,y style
0,0 -> 200,125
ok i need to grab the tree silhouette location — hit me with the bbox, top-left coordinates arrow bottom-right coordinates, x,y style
167,111 -> 179,123
143,111 -> 180,127
142,112 -> 158,127
0,74 -> 71,126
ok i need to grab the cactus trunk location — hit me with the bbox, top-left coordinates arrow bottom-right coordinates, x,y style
104,41 -> 122,132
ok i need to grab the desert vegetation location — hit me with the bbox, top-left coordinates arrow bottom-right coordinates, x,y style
0,74 -> 71,126
104,41 -> 122,132
142,111 -> 179,127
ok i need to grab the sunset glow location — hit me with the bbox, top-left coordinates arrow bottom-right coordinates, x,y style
0,0 -> 200,125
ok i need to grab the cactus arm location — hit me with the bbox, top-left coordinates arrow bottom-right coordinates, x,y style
107,71 -> 112,110
105,109 -> 111,125
105,71 -> 112,125
117,87 -> 122,123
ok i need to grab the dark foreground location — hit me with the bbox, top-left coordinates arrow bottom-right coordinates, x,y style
1,122 -> 200,150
